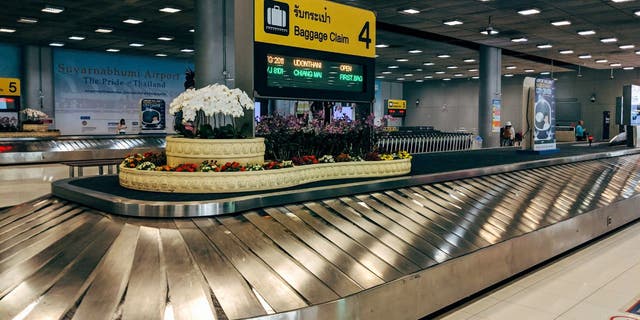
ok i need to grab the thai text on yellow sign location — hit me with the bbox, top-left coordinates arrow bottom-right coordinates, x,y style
255,0 -> 376,58
387,99 -> 407,110
0,78 -> 20,96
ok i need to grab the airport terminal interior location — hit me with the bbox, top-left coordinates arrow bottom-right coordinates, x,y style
2,1 -> 640,319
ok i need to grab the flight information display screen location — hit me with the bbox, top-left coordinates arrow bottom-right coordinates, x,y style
0,96 -> 19,111
266,54 -> 364,92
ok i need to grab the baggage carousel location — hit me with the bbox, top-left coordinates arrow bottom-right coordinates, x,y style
2,145 -> 640,319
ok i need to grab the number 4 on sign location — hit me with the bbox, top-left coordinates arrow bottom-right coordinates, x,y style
358,22 -> 372,49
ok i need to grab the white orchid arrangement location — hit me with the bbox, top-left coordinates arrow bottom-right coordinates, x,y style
21,108 -> 48,120
169,84 -> 254,123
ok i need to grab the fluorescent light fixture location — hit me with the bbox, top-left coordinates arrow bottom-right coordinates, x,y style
68,36 -> 85,40
636,50 -> 640,54
123,18 -> 143,24
518,8 -> 540,15
444,20 -> 463,26
504,74 -> 514,77
468,68 -> 479,72
443,78 -> 451,81
155,53 -> 167,57
396,77 -> 406,81
559,50 -> 574,54
463,59 -> 476,63
540,71 -> 550,75
376,76 -> 385,79
423,62 -> 435,66
600,37 -> 618,43
472,76 -> 480,79
42,5 -> 64,14
106,48 -> 120,52
0,28 -> 16,33
578,30 -> 596,36
511,37 -> 528,43
400,8 -> 420,14
18,17 -> 38,24
387,65 -> 399,69
382,71 -> 392,74
157,36 -> 174,41
180,48 -> 194,53
610,63 -> 622,67
159,7 -> 181,13
95,28 -> 113,33
396,58 -> 409,62
506,65 -> 517,69
408,49 -> 422,54
578,54 -> 592,59
623,66 -> 635,70
424,75 -> 433,79
129,43 -> 144,47
189,28 -> 195,33
537,44 -> 553,49
611,0 -> 634,2
619,44 -> 635,49
415,68 -> 423,72
525,69 -> 535,73
435,71 -> 446,74
49,42 -> 64,47
454,73 -> 464,77
635,10 -> 640,16
375,44 -> 389,48
551,20 -> 571,26
595,59 -> 608,63
404,73 -> 414,77
480,29 -> 499,35
416,80 -> 424,83
447,66 -> 458,69
437,54 -> 450,58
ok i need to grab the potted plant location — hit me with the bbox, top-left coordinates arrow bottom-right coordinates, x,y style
21,108 -> 49,132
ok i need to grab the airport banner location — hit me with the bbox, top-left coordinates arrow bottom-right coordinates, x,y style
491,99 -> 501,133
533,78 -> 556,151
254,0 -> 376,57
53,49 -> 192,134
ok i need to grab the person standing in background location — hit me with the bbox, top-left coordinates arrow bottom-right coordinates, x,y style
117,118 -> 127,135
575,120 -> 587,141
501,121 -> 515,146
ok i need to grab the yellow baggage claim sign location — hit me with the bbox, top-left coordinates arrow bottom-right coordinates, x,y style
254,0 -> 376,58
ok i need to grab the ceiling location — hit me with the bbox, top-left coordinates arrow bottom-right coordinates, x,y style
0,0 -> 638,82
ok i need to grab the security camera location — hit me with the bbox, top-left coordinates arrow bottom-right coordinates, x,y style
590,95 -> 596,103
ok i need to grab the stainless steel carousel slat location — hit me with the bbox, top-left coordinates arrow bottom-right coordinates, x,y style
0,198 -> 57,226
0,208 -> 84,252
0,205 -> 80,244
244,211 -> 363,297
497,171 -> 566,223
193,218 -> 308,313
174,219 -> 266,320
219,215 -> 340,305
0,201 -> 67,236
263,207 -> 385,289
283,204 -> 404,282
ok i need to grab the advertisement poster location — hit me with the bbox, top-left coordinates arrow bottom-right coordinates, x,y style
628,85 -> 640,126
53,49 -> 192,135
491,99 -> 501,133
533,78 -> 556,151
140,99 -> 166,131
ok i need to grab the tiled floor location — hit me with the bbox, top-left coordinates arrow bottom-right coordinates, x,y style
434,221 -> 640,320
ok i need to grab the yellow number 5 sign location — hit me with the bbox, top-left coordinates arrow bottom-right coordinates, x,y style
0,78 -> 20,96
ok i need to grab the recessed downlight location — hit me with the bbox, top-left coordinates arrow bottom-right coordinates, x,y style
123,18 -> 143,24
623,66 -> 635,70
463,59 -> 476,63
387,65 -> 399,69
68,36 -> 85,40
610,63 -> 622,67
506,65 -> 517,70
511,37 -> 528,42
578,30 -> 596,36
472,76 -> 479,79
468,68 -> 479,72
404,73 -> 414,77
155,53 -> 168,57
443,78 -> 451,81
129,43 -> 144,47
95,28 -> 113,33
443,20 -> 463,26
595,59 -> 608,63
423,62 -> 435,66
376,76 -> 385,79
157,36 -> 174,41
525,69 -> 535,73
381,71 -> 392,74
551,20 -> 571,26
106,48 -> 120,52
454,73 -> 464,77
537,44 -> 553,49
424,75 -> 433,79
399,8 -> 420,14
437,54 -> 450,58
435,71 -> 446,74
17,17 -> 38,24
504,74 -> 514,77
41,5 -> 64,14
189,29 -> 195,33
180,48 -> 195,53
517,8 -> 540,15
540,71 -> 550,75
408,49 -> 422,54
416,79 -> 424,83
578,54 -> 592,59
619,44 -> 635,49
447,66 -> 458,69
49,42 -> 64,47
159,7 -> 181,13
375,44 -> 389,48
396,58 -> 409,62
600,37 -> 618,43
559,50 -> 574,54
0,28 -> 16,33
396,77 -> 406,81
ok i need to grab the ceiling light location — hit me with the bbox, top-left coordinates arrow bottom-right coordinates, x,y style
157,36 -> 174,41
42,5 -> 64,14
551,20 -> 571,26
189,29 -> 195,33
464,59 -> 476,63
408,49 -> 422,54
387,65 -> 399,69
404,73 -> 414,77
376,76 -> 385,79
511,37 -> 528,42
396,77 -> 406,81
454,73 -> 464,77
518,8 -> 540,15
423,62 -> 435,66
623,66 -> 635,70
480,29 -> 499,35
635,10 -> 640,16
578,30 -> 596,36
578,54 -> 592,59
619,44 -> 635,49
400,8 -> 420,14
424,75 -> 433,79
443,78 -> 451,81
600,37 -> 618,43
559,50 -> 574,54
415,68 -> 423,72
17,17 -> 38,24
468,68 -> 479,72
444,20 -> 463,26
447,66 -> 458,69
595,59 -> 608,63
375,44 -> 389,48
416,80 -> 424,83
537,44 -> 553,49
129,43 -> 144,47
159,7 -> 181,13
49,42 -> 64,47
506,66 -> 517,69
504,74 -> 514,77
396,58 -> 409,62
611,0 -> 634,2
525,69 -> 535,73
472,76 -> 480,79
540,71 -> 550,75
437,54 -> 450,58
0,28 -> 16,33
180,48 -> 194,53
123,18 -> 143,24
374,54 -> 379,58
382,71 -> 392,74
636,50 -> 640,54
95,28 -> 113,33
68,36 -> 85,40
106,48 -> 120,52
610,63 -> 622,67
435,71 -> 446,74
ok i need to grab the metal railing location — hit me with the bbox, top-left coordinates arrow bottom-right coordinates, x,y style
377,131 -> 474,154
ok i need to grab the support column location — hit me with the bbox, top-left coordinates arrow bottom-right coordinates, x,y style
478,45 -> 502,148
22,45 -> 54,126
195,0 -> 226,87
